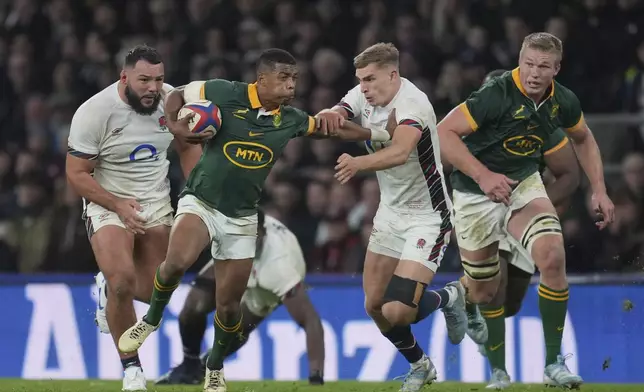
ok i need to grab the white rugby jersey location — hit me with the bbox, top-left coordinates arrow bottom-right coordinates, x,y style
67,82 -> 174,215
244,215 -> 307,314
338,78 -> 451,213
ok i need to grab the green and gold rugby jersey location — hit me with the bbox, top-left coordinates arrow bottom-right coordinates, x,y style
540,128 -> 568,174
451,68 -> 583,194
181,79 -> 315,218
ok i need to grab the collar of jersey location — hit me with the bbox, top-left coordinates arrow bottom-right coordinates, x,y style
511,68 -> 555,100
248,83 -> 280,116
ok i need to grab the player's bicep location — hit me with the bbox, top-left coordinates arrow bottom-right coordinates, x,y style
392,124 -> 423,152
544,138 -> 578,179
66,153 -> 97,176
68,106 -> 103,160
437,105 -> 476,138
282,282 -> 316,327
563,115 -> 592,144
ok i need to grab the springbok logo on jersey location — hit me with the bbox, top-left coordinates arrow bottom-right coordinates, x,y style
503,134 -> 543,156
550,104 -> 559,119
223,141 -> 274,169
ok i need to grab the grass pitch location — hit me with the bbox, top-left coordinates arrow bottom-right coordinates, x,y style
0,380 -> 643,392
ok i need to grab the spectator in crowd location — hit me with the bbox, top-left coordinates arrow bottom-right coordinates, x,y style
1,0 -> 644,273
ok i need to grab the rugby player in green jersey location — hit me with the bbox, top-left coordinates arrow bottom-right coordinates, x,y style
463,70 -> 582,389
118,48 -> 388,392
438,33 -> 614,389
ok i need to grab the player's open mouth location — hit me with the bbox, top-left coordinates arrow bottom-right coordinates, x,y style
526,81 -> 540,89
141,96 -> 156,104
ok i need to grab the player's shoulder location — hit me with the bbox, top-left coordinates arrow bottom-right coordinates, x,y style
265,215 -> 292,233
72,82 -> 121,126
76,82 -> 120,115
397,78 -> 433,109
552,80 -> 580,107
481,71 -> 513,96
282,105 -> 309,121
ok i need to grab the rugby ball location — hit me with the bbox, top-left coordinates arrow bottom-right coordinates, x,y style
178,100 -> 222,134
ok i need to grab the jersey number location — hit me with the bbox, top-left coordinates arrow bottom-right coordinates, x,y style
129,144 -> 159,162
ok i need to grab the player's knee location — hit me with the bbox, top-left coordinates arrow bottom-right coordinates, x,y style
106,272 -> 136,301
215,300 -> 241,323
381,275 -> 426,325
533,237 -> 565,278
382,302 -> 415,326
364,297 -> 383,319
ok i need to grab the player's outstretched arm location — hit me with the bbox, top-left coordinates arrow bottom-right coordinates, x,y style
283,282 -> 325,385
310,106 -> 390,142
543,138 -> 580,212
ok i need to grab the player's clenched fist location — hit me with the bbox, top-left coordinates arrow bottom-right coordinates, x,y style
335,153 -> 363,184
591,192 -> 615,230
114,198 -> 147,234
315,109 -> 345,135
477,171 -> 517,205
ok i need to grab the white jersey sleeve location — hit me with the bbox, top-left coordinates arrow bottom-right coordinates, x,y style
337,84 -> 365,121
67,100 -> 109,160
394,96 -> 436,133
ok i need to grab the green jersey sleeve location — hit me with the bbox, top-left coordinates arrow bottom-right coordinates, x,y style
459,80 -> 505,132
201,79 -> 235,105
543,128 -> 569,157
558,87 -> 584,132
291,108 -> 316,138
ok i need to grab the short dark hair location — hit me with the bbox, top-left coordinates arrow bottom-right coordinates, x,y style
483,69 -> 507,84
124,45 -> 162,68
257,48 -> 296,72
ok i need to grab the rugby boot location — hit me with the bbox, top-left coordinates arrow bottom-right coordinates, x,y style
119,318 -> 160,353
95,272 -> 110,334
441,280 -> 468,344
466,303 -> 489,344
122,366 -> 147,391
486,368 -> 511,390
544,354 -> 583,389
395,355 -> 438,392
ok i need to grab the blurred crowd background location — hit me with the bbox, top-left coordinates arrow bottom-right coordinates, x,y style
1,0 -> 644,274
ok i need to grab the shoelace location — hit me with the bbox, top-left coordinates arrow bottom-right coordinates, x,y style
557,353 -> 574,370
130,323 -> 149,340
206,371 -> 222,388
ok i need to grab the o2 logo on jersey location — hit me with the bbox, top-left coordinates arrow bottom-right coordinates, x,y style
129,144 -> 159,162
223,141 -> 274,169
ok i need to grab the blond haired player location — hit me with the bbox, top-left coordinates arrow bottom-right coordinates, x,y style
321,42 -> 468,392
438,33 -> 614,389
66,45 -> 200,391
